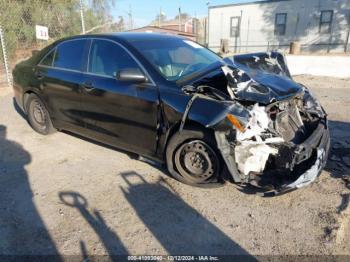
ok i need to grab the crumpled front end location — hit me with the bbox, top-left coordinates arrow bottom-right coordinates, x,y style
215,87 -> 330,196
181,51 -> 330,194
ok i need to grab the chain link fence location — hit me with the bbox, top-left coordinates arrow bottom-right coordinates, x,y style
0,0 -> 123,88
211,24 -> 350,55
0,31 -> 5,87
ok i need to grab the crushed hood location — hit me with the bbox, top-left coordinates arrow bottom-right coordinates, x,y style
184,52 -> 303,105
225,51 -> 303,104
234,70 -> 303,104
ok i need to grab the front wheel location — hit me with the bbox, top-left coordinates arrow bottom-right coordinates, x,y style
166,127 -> 223,186
26,94 -> 56,135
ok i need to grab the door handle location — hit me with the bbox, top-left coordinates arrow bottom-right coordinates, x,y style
35,71 -> 44,80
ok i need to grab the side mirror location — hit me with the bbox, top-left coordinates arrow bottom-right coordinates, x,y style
117,68 -> 147,83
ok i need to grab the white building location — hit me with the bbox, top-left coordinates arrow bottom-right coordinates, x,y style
208,0 -> 350,53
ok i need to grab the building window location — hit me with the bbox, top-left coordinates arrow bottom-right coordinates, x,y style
275,13 -> 287,36
319,10 -> 333,34
230,17 -> 241,37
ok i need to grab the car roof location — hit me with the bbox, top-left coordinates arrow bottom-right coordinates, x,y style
61,32 -> 185,43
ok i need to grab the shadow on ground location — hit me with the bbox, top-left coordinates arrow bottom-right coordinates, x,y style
119,171 -> 255,257
13,98 -> 26,120
58,191 -> 129,257
326,121 -> 350,180
59,172 -> 255,259
325,120 -> 350,214
0,125 -> 60,258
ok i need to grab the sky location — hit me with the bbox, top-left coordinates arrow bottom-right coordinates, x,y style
112,0 -> 261,28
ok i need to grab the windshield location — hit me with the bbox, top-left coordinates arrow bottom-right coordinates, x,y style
130,38 -> 223,81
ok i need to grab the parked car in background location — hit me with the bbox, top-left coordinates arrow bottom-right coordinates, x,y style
12,33 -> 330,195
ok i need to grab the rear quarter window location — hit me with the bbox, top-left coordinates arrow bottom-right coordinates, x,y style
40,49 -> 55,66
53,39 -> 88,71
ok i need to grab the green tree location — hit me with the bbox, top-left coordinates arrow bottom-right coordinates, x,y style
0,0 -> 116,60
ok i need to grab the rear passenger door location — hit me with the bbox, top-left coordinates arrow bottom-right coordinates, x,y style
80,39 -> 159,155
36,39 -> 89,131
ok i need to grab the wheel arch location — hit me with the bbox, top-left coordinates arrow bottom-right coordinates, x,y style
23,90 -> 38,113
162,119 -> 216,161
164,119 -> 227,187
23,90 -> 56,128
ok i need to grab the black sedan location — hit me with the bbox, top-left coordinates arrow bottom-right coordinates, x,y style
12,33 -> 330,195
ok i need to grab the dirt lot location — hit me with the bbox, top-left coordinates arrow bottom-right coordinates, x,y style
0,75 -> 349,258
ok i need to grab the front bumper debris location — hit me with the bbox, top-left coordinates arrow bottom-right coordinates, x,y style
215,119 -> 330,196
275,121 -> 330,195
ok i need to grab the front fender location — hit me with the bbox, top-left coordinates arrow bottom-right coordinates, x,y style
158,90 -> 249,161
160,89 -> 249,129
187,97 -> 249,128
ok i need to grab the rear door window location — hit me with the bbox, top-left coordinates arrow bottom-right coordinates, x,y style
88,39 -> 140,78
40,49 -> 55,67
53,39 -> 88,71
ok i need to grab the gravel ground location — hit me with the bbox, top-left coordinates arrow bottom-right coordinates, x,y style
0,75 -> 349,258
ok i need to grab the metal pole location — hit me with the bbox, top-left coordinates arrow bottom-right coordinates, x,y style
246,18 -> 250,53
129,5 -> 133,30
294,12 -> 300,40
178,7 -> 181,31
239,10 -> 243,53
79,0 -> 86,34
345,28 -> 350,53
345,14 -> 350,53
327,14 -> 335,53
204,17 -> 207,45
159,8 -> 161,28
0,26 -> 12,88
206,2 -> 210,47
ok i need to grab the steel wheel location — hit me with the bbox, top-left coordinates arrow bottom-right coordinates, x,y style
32,100 -> 46,126
174,140 -> 220,183
26,94 -> 56,135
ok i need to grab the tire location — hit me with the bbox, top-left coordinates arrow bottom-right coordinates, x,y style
25,94 -> 56,135
166,126 -> 224,187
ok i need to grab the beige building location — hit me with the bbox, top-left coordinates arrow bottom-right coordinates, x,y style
208,0 -> 350,53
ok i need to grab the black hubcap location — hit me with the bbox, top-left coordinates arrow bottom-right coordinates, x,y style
175,140 -> 219,183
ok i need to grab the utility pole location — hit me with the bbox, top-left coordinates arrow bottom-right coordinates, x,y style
79,0 -> 86,34
194,12 -> 197,35
159,8 -> 162,28
178,7 -> 182,31
206,2 -> 210,46
246,18 -> 250,52
128,5 -> 133,30
345,13 -> 350,53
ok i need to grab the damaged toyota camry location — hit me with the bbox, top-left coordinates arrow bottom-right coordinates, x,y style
12,33 -> 330,195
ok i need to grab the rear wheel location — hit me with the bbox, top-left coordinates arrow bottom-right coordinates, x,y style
166,127 -> 223,186
26,94 -> 56,135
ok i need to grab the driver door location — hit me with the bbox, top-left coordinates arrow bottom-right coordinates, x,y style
80,39 -> 159,156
